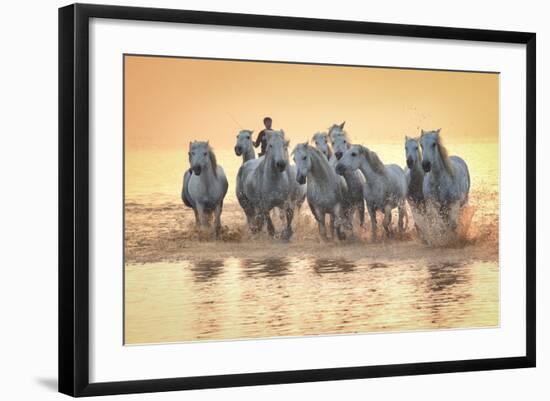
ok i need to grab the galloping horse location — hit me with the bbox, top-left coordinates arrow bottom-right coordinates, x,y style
182,141 -> 228,238
239,130 -> 298,239
293,143 -> 348,240
336,145 -> 407,239
330,133 -> 366,228
404,136 -> 424,208
419,129 -> 470,229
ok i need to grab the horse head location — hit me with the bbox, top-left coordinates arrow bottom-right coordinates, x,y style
188,141 -> 214,176
419,129 -> 442,173
234,129 -> 254,156
335,145 -> 364,176
266,130 -> 289,172
292,142 -> 311,185
405,135 -> 421,169
328,121 -> 345,139
331,133 -> 351,160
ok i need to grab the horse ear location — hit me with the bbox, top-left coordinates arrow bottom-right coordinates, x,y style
420,129 -> 425,136
280,129 -> 285,137
340,121 -> 346,129
405,135 -> 409,141
436,128 -> 441,135
285,139 -> 290,147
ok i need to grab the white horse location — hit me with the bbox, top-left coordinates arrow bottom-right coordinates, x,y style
336,145 -> 407,239
419,129 -> 470,229
293,143 -> 348,240
330,133 -> 366,228
240,130 -> 299,239
404,136 -> 425,207
234,129 -> 256,163
182,141 -> 228,238
235,130 -> 260,228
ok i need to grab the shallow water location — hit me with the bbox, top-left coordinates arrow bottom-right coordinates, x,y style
125,257 -> 498,344
124,143 -> 499,344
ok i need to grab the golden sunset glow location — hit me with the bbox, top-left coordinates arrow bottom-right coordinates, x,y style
124,55 -> 499,151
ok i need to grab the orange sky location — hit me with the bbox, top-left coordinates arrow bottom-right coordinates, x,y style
124,55 -> 499,151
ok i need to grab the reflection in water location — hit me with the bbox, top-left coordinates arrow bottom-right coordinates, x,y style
190,260 -> 224,282
427,262 -> 467,292
369,262 -> 389,269
125,257 -> 499,344
313,258 -> 356,274
241,257 -> 291,278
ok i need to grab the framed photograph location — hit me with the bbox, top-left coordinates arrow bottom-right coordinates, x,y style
59,3 -> 536,397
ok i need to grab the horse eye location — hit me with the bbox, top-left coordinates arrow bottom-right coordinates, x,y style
432,143 -> 436,148
351,152 -> 357,157
203,152 -> 207,156
191,151 -> 195,156
302,156 -> 307,161
247,136 -> 250,139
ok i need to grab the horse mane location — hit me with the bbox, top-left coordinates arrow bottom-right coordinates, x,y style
436,136 -> 455,176
360,146 -> 386,175
208,146 -> 218,177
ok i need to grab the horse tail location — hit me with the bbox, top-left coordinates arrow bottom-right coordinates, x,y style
182,169 -> 195,208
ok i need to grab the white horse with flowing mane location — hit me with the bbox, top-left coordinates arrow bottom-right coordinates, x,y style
404,136 -> 425,207
330,133 -> 366,228
239,130 -> 303,239
293,143 -> 348,240
336,145 -> 407,239
419,129 -> 470,229
234,129 -> 259,228
182,141 -> 228,238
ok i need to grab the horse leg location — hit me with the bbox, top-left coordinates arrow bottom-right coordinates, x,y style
195,204 -> 209,238
367,204 -> 377,241
265,212 -> 276,237
358,200 -> 365,228
382,205 -> 393,238
312,207 -> 327,240
251,207 -> 265,234
328,214 -> 335,239
334,204 -> 346,241
282,205 -> 294,241
398,202 -> 406,233
193,208 -> 200,226
214,202 -> 223,239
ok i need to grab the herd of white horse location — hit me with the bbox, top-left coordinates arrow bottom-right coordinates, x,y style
181,122 -> 470,242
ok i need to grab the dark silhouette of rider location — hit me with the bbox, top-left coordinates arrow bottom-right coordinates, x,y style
254,117 -> 272,157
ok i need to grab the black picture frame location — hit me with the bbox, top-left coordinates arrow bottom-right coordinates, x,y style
59,3 -> 536,397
